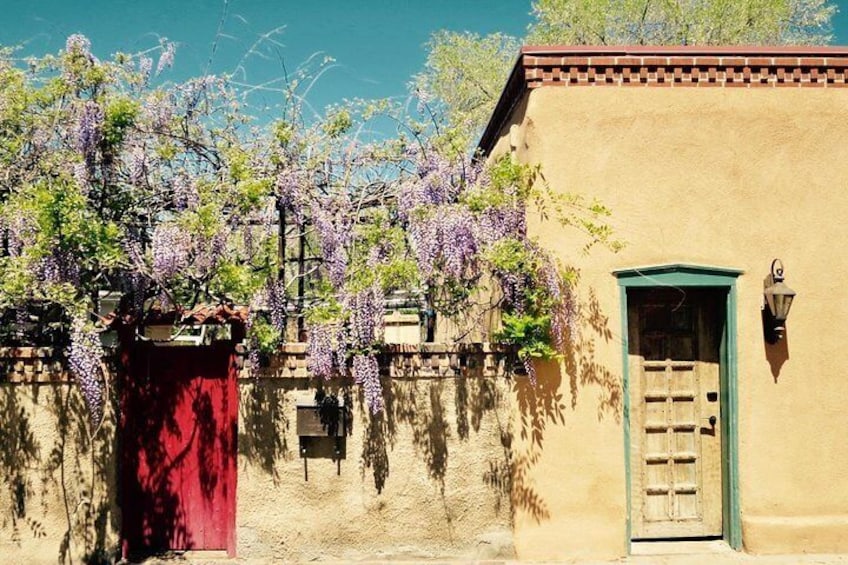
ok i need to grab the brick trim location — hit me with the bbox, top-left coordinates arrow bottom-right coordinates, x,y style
245,343 -> 512,380
478,46 -> 848,155
522,55 -> 848,89
0,347 -> 70,383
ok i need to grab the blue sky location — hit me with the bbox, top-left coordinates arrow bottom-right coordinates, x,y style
0,1 -> 529,114
2,0 -> 847,117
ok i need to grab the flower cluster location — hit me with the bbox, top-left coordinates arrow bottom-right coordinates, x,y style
266,278 -> 287,333
307,322 -> 348,380
156,42 -> 175,75
275,168 -> 308,226
77,101 -> 103,164
398,148 -> 465,217
313,205 -> 352,289
151,224 -> 192,280
172,174 -> 199,210
352,353 -> 383,413
348,285 -> 384,347
67,315 -> 105,427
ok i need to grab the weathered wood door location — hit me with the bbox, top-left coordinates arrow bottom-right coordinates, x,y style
121,341 -> 237,558
628,289 -> 724,539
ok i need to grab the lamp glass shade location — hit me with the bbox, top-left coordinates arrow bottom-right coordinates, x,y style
764,280 -> 796,322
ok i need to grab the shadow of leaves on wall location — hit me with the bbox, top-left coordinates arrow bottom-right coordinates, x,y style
0,384 -> 43,545
362,408 -> 390,494
495,285 -> 623,525
238,380 -> 290,482
38,379 -> 118,565
563,287 -> 622,422
361,378 -> 452,494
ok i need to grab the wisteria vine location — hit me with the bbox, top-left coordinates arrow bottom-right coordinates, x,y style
0,35 -> 611,420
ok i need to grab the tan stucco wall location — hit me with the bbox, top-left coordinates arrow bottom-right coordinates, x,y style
0,382 -> 119,564
236,374 -> 514,561
1,370 -> 515,564
1,371 -> 513,563
493,85 -> 848,558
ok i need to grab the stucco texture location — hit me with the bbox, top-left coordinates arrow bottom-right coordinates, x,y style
1,369 -> 515,563
492,85 -> 848,558
236,374 -> 514,561
0,382 -> 119,564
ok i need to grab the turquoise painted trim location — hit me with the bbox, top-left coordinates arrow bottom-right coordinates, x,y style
725,282 -> 742,549
617,264 -> 741,552
620,286 -> 632,551
614,264 -> 744,288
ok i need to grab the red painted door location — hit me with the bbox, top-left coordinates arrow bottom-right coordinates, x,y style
121,341 -> 237,558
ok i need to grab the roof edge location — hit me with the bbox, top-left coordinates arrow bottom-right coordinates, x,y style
477,44 -> 848,156
520,44 -> 848,56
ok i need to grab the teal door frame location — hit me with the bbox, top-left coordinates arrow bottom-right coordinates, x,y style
615,264 -> 742,551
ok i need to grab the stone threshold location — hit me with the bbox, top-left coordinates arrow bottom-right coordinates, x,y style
631,539 -> 734,556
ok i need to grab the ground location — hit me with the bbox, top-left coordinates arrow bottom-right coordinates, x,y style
136,551 -> 848,565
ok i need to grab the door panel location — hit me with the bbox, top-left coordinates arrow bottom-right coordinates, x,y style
629,289 -> 723,539
121,342 -> 237,558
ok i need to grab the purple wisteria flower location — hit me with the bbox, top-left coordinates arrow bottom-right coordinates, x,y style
312,204 -> 352,289
76,101 -> 103,162
266,278 -> 287,333
156,42 -> 175,75
409,207 -> 478,280
353,353 -> 383,413
151,223 -> 192,280
439,209 -> 478,279
478,205 -> 526,246
307,322 -> 336,380
348,285 -> 384,347
275,168 -> 308,226
4,214 -> 38,257
39,249 -> 80,286
172,175 -> 200,210
67,315 -> 105,427
398,148 -> 464,219
538,257 -> 578,352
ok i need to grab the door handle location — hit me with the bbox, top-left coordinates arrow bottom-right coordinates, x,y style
702,415 -> 717,427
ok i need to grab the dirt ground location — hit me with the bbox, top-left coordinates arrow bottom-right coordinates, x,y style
137,553 -> 848,565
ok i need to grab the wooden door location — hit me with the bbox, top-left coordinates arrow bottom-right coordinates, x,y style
121,341 -> 238,558
628,289 -> 723,539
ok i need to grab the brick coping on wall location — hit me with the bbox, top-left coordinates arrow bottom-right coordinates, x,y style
0,344 -> 514,383
478,45 -> 848,155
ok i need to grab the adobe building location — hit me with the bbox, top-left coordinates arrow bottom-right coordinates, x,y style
4,46 -> 848,564
479,46 -> 848,559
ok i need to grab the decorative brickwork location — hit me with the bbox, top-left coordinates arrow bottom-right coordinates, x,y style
0,347 -> 69,383
523,55 -> 848,89
0,344 -> 512,382
251,343 -> 511,380
379,343 -> 509,379
479,46 -> 848,154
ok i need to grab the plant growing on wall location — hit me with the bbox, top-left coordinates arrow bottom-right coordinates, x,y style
0,37 -> 279,427
0,36 -> 618,424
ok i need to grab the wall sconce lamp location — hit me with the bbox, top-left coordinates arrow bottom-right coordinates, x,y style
763,259 -> 796,343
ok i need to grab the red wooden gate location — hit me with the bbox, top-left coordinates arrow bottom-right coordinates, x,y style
120,341 -> 237,558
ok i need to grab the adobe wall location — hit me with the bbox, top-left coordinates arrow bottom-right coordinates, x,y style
236,345 -> 514,561
0,349 -> 119,565
492,84 -> 848,558
0,346 -> 516,563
